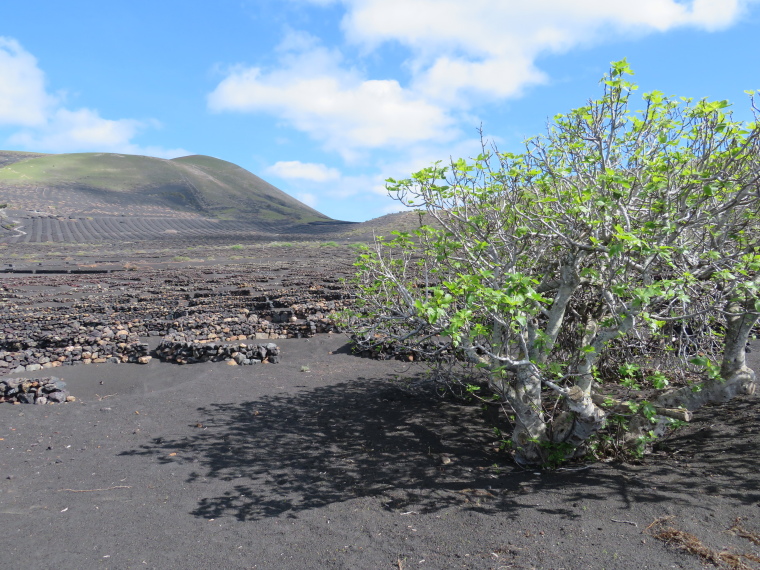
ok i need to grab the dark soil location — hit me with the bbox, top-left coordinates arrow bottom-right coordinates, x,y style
1,249 -> 760,569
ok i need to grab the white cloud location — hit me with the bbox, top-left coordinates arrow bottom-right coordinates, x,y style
266,137 -> 488,217
295,192 -> 319,207
330,173 -> 386,199
0,37 -> 53,127
1,37 -> 187,158
8,108 -> 188,158
208,35 -> 457,158
212,1 -> 751,161
9,108 -> 141,150
336,0 -> 752,103
339,0 -> 748,51
268,165 -> 393,217
341,0 -> 750,49
267,160 -> 341,181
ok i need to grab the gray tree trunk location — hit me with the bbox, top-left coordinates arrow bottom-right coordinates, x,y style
657,297 -> 758,410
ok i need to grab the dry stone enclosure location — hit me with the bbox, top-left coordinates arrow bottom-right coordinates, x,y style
0,254 -> 357,380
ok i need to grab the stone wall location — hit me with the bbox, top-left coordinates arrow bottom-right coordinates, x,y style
156,334 -> 279,365
0,340 -> 150,373
1,264 -> 348,372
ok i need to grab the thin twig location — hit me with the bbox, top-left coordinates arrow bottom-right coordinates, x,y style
94,393 -> 117,401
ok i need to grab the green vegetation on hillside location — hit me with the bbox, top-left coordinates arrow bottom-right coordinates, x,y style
0,151 -> 331,224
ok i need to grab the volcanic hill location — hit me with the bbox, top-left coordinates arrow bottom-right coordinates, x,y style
0,151 -> 329,223
0,150 -> 362,244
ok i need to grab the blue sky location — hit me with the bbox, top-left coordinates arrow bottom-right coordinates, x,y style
1,0 -> 759,222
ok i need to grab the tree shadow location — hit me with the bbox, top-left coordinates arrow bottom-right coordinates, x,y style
121,375 -> 543,520
119,376 -> 760,522
551,394 -> 760,510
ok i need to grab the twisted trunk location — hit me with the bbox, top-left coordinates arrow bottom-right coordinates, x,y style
494,365 -> 548,465
656,296 -> 758,410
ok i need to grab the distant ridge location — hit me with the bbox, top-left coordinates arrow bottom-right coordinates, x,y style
0,150 -> 331,224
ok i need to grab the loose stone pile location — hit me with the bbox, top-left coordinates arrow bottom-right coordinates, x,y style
156,334 -> 280,365
0,376 -> 72,404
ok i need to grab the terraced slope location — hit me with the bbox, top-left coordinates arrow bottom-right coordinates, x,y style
0,215 -> 351,244
0,151 -> 330,224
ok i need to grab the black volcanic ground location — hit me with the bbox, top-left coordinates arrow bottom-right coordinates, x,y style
2,242 -> 760,570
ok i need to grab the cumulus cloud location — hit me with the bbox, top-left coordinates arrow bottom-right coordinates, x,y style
339,0 -> 748,51
9,108 -> 141,151
267,160 -> 341,181
8,108 -> 188,158
0,38 -> 187,158
337,0 -> 752,103
208,35 -> 457,158
326,172 -> 388,200
212,0 -> 751,160
0,37 -> 53,127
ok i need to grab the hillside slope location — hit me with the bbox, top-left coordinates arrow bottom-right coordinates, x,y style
171,155 -> 327,222
0,150 -> 50,168
0,151 -> 330,224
